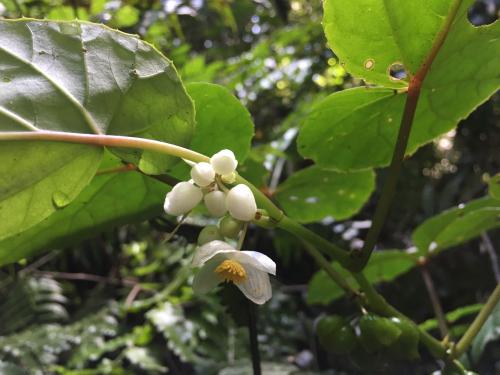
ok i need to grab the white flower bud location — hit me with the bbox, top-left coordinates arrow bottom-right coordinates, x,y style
164,181 -> 203,216
226,184 -> 257,221
204,190 -> 227,217
191,162 -> 215,187
210,149 -> 238,175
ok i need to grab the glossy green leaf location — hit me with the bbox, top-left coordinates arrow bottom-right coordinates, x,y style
0,158 -> 167,266
0,143 -> 102,241
308,250 -> 416,305
412,197 -> 500,257
274,166 -> 375,223
0,20 -> 194,239
300,1 -> 500,170
186,82 -> 254,162
170,82 -> 254,179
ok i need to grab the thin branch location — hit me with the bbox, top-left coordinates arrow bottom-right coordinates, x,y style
481,232 -> 500,283
352,0 -> 464,270
454,283 -> 500,358
125,284 -> 143,307
248,301 -> 262,375
19,250 -> 60,276
420,264 -> 449,338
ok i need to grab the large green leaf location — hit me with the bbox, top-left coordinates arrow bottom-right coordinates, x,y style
170,82 -> 254,179
0,19 -> 194,239
308,250 -> 416,305
186,82 -> 254,162
412,197 -> 500,257
274,166 -> 375,223
0,142 -> 102,241
0,158 -> 167,266
299,1 -> 499,170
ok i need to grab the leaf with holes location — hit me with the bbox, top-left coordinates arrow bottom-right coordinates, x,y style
298,0 -> 499,171
274,166 -> 375,223
0,20 -> 194,240
0,154 -> 167,266
412,197 -> 500,257
308,250 -> 416,305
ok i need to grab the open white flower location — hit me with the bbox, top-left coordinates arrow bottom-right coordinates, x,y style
192,240 -> 276,305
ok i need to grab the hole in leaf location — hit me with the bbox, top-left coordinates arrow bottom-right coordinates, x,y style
467,0 -> 499,26
388,63 -> 407,80
364,59 -> 375,70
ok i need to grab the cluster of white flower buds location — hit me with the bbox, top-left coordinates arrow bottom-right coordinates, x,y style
163,149 -> 275,305
163,149 -> 257,222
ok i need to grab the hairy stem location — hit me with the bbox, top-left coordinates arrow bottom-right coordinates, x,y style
454,283 -> 500,358
353,0 -> 463,270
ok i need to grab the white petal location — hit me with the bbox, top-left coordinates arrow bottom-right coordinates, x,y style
192,240 -> 234,267
192,257 -> 223,294
204,191 -> 227,217
191,162 -> 215,187
236,267 -> 272,305
210,149 -> 238,175
232,251 -> 276,275
226,184 -> 257,221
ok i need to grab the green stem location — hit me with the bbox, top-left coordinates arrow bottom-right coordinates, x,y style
454,283 -> 500,358
277,215 -> 350,267
301,241 -> 358,297
0,131 -> 209,163
352,0 -> 464,271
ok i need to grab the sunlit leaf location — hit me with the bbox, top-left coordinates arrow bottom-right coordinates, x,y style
299,1 -> 499,170
412,197 -> 500,257
0,19 -> 194,240
0,156 -> 167,266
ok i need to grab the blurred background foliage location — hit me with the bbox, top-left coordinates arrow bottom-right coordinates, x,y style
0,0 -> 499,374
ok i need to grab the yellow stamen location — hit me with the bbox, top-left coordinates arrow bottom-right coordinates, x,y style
214,259 -> 247,284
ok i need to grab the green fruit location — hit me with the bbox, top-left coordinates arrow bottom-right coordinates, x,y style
219,216 -> 243,239
197,225 -> 223,245
386,317 -> 420,360
358,314 -> 402,353
316,315 -> 357,355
